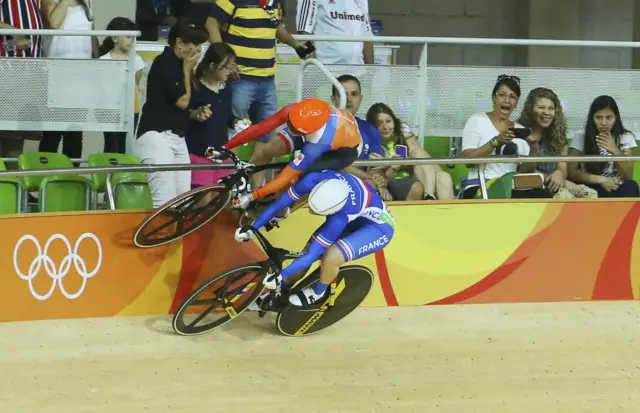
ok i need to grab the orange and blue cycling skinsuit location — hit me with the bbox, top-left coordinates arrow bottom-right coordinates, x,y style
221,101 -> 363,202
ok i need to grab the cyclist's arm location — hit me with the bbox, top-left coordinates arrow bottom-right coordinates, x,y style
251,173 -> 321,229
223,104 -> 294,150
280,214 -> 349,278
251,142 -> 330,200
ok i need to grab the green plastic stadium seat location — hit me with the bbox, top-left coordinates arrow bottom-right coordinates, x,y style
18,152 -> 92,212
236,142 -> 255,162
0,158 -> 24,214
473,173 -> 514,199
88,153 -> 153,210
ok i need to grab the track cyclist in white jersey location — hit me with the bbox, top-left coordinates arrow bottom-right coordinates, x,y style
234,169 -> 395,307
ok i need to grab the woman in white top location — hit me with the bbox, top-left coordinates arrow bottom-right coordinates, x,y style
39,0 -> 97,162
99,17 -> 146,154
461,75 -> 549,199
567,95 -> 639,198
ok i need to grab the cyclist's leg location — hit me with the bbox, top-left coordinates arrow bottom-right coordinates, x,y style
279,236 -> 315,288
289,220 -> 394,306
320,220 -> 393,286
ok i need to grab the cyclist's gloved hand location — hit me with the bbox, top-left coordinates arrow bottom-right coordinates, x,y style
233,193 -> 254,210
205,146 -> 224,163
234,227 -> 254,242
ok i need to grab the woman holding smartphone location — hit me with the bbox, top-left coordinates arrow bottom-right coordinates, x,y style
461,75 -> 552,199
366,103 -> 454,201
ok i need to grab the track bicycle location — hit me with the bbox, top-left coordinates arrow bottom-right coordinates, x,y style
132,147 -> 305,248
171,225 -> 374,337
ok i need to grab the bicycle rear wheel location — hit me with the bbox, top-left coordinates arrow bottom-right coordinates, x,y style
133,185 -> 231,248
276,265 -> 374,337
172,264 -> 266,336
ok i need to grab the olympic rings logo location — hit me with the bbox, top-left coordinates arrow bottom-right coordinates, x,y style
13,233 -> 103,301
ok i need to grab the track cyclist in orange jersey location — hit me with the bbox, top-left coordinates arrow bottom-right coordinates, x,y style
206,98 -> 364,209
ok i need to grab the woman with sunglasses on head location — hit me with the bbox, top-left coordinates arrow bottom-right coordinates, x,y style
567,95 -> 639,198
460,75 -> 549,199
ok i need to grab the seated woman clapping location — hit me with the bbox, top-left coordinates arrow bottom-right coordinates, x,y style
517,87 -> 596,198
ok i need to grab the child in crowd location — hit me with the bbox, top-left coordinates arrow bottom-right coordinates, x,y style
185,42 -> 249,188
99,17 -> 146,154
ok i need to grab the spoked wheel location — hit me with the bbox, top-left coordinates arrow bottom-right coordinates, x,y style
276,265 -> 374,337
133,185 -> 232,248
172,264 -> 266,336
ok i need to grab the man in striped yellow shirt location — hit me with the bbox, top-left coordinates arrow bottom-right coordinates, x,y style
206,0 -> 309,164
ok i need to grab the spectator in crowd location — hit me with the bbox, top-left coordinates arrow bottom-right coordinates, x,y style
329,75 -> 386,194
296,0 -> 374,65
99,17 -> 146,154
517,87 -> 595,198
567,95 -> 639,198
136,0 -> 190,41
366,103 -> 454,201
206,0 -> 310,186
39,0 -> 98,161
186,42 -> 244,188
460,75 -> 544,199
0,0 -> 44,163
135,18 -> 210,208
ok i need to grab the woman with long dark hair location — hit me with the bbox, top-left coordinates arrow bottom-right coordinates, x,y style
567,95 -> 639,198
366,103 -> 454,201
99,17 -> 146,154
186,42 -> 244,189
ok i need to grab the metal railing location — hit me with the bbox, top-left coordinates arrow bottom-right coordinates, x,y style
289,35 -> 640,147
0,28 -> 140,149
297,58 -> 346,109
0,155 -> 635,205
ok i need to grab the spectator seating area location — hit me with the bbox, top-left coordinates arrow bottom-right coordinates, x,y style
4,134 -> 640,215
0,152 -> 155,214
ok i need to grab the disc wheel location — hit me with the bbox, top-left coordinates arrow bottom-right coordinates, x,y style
172,264 -> 265,336
133,185 -> 231,248
276,265 -> 374,337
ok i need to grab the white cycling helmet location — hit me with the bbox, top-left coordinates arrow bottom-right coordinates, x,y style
308,178 -> 350,216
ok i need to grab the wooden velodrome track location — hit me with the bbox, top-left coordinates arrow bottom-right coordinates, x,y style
0,302 -> 639,412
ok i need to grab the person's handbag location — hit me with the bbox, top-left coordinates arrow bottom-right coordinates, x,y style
512,173 -> 545,190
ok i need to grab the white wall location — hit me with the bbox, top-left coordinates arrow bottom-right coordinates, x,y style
92,0 -> 136,30
284,0 -> 638,68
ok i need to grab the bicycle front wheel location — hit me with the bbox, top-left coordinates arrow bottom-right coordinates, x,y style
133,185 -> 231,248
172,264 -> 265,336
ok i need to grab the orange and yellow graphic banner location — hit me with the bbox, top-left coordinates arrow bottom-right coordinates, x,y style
1,199 -> 639,322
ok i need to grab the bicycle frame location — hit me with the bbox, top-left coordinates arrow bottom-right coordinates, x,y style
213,147 -> 289,200
245,226 -> 340,311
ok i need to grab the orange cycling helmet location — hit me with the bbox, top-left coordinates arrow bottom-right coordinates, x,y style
288,98 -> 332,135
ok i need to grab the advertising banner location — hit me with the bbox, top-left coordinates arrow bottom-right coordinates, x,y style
2,199 -> 639,322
